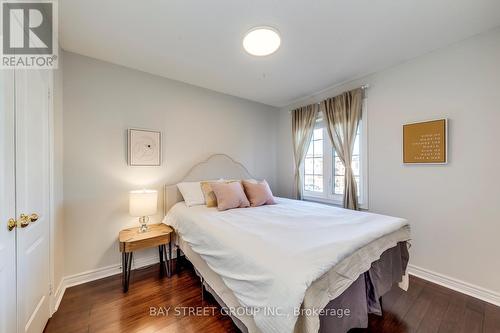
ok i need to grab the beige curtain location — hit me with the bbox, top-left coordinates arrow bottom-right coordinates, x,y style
291,104 -> 319,200
321,88 -> 363,210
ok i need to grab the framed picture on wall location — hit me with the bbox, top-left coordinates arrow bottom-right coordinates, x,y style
403,119 -> 447,164
127,129 -> 161,166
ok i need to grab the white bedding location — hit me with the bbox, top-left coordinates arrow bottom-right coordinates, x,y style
164,198 -> 409,333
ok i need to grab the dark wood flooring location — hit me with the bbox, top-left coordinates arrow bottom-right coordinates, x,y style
45,260 -> 500,333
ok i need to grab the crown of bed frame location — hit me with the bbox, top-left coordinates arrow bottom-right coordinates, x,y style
163,154 -> 256,216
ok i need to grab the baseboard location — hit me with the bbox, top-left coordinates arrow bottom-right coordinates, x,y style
64,255 -> 162,288
52,257 -> 499,314
51,279 -> 65,314
52,254 -> 170,313
408,264 -> 500,307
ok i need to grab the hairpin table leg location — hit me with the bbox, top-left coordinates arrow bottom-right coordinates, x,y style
168,242 -> 172,277
176,246 -> 182,274
162,244 -> 171,277
159,245 -> 165,277
122,252 -> 126,292
122,252 -> 133,292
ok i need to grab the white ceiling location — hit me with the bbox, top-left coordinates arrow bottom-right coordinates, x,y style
60,0 -> 500,107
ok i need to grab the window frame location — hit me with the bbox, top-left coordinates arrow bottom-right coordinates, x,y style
303,125 -> 325,193
302,99 -> 369,209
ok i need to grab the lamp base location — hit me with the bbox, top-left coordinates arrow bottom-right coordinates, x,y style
138,216 -> 149,233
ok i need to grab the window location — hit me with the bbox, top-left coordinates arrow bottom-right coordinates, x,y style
303,103 -> 368,208
304,128 -> 324,192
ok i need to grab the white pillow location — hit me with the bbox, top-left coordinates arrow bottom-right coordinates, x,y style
177,182 -> 206,207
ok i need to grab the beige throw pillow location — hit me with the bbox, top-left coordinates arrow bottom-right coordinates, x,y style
200,181 -> 218,207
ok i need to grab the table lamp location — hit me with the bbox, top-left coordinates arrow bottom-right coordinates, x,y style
129,189 -> 158,233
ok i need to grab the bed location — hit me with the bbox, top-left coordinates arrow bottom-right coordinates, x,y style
162,154 -> 411,333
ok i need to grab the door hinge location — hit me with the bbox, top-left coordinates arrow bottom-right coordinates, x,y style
49,284 -> 53,295
48,88 -> 51,99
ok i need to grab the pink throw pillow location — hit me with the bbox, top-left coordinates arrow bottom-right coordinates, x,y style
242,180 -> 276,207
210,182 -> 250,211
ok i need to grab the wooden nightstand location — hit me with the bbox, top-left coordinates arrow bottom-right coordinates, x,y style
119,223 -> 173,292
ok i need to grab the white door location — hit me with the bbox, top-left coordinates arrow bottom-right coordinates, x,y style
15,69 -> 51,333
0,71 -> 17,333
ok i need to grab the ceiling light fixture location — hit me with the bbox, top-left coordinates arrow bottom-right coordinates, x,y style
243,26 -> 281,56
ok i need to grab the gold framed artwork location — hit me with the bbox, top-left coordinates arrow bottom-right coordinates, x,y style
403,119 -> 447,164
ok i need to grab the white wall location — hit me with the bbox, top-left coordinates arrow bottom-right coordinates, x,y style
63,52 -> 279,276
62,26 -> 500,299
277,28 -> 500,295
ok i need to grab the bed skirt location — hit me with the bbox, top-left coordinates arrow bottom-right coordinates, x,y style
317,241 -> 409,333
184,239 -> 409,333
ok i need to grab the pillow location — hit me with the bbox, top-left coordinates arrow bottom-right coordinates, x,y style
210,181 -> 250,211
200,179 -> 235,207
200,181 -> 219,207
242,180 -> 276,207
177,182 -> 205,207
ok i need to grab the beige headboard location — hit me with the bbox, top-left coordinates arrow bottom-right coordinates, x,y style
163,154 -> 255,215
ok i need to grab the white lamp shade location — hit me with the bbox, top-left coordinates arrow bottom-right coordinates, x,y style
129,190 -> 158,217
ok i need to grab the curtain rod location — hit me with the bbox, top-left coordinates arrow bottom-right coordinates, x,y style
289,84 -> 370,111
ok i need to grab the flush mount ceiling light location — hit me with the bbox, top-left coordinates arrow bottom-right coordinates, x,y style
243,26 -> 281,56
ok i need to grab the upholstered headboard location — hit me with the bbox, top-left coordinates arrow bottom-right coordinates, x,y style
163,154 -> 255,215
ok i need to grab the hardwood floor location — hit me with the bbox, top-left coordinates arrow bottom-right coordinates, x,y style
45,260 -> 500,333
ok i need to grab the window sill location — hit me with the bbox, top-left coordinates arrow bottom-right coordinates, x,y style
303,195 -> 369,210
303,196 -> 343,207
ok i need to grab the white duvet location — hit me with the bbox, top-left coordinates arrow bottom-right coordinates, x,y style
164,198 -> 408,333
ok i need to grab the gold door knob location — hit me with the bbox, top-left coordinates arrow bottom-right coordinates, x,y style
29,213 -> 39,222
18,213 -> 39,228
19,214 -> 31,228
7,218 -> 17,231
